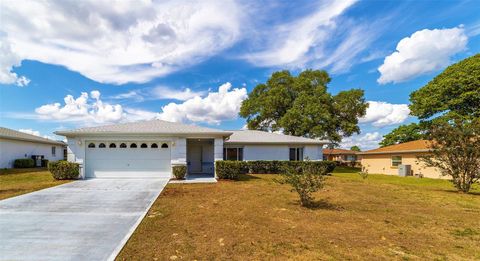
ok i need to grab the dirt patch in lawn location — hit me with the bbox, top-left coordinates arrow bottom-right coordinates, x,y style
0,168 -> 70,200
117,173 -> 480,260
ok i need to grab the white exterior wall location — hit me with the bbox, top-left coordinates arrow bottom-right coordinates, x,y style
233,144 -> 323,161
0,138 -> 64,168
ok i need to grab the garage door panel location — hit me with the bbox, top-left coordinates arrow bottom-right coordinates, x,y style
85,142 -> 171,178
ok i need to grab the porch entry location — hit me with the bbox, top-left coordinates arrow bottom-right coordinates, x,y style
186,139 -> 214,176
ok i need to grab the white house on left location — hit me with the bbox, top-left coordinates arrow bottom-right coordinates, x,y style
0,127 -> 66,168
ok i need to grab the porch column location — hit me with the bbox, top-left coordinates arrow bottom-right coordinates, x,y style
213,138 -> 224,178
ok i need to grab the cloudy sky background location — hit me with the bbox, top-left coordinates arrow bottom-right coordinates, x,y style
1,0 -> 479,149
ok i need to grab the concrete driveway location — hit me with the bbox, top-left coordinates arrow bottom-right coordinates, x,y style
0,178 -> 168,261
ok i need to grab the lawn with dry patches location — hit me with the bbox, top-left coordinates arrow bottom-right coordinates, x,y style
0,168 -> 70,200
118,171 -> 480,260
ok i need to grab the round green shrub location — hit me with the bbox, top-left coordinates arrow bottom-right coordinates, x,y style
48,161 -> 79,180
172,165 -> 187,180
13,158 -> 35,168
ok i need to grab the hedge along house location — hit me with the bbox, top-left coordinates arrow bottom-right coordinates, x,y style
358,140 -> 443,179
0,127 -> 66,168
55,120 -> 328,179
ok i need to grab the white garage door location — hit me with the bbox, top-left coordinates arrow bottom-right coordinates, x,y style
85,141 -> 171,178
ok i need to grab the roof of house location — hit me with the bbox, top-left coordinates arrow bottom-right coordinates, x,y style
0,127 -> 65,146
55,120 -> 232,136
225,130 -> 328,145
358,140 -> 432,155
323,148 -> 358,155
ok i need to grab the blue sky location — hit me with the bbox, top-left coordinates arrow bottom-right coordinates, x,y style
1,0 -> 479,149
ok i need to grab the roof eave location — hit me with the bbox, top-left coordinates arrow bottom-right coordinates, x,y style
0,135 -> 65,146
55,131 -> 233,137
358,149 -> 431,155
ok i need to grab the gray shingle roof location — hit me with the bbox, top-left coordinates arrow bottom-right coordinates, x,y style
0,127 -> 65,146
225,130 -> 328,145
55,120 -> 231,136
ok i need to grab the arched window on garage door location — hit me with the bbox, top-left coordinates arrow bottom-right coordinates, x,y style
109,143 -> 116,148
120,143 -> 127,148
151,143 -> 158,148
161,143 -> 169,148
140,143 -> 148,148
99,143 -> 106,148
130,143 -> 137,148
88,143 -> 95,148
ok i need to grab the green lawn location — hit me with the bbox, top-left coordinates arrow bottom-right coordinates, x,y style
0,168 -> 70,200
118,168 -> 480,260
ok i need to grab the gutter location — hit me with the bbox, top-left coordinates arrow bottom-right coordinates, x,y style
358,149 -> 431,155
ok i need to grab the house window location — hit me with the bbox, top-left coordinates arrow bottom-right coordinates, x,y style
161,143 -> 169,148
140,143 -> 148,148
223,147 -> 243,161
51,146 -> 56,156
99,143 -> 106,148
392,156 -> 402,167
151,143 -> 158,148
109,143 -> 116,148
88,143 -> 95,148
130,143 -> 137,148
289,147 -> 303,161
120,143 -> 127,148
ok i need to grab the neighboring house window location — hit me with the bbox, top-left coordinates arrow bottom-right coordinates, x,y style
391,156 -> 402,167
120,143 -> 127,148
130,143 -> 137,148
161,143 -> 169,148
109,143 -> 116,148
99,143 -> 106,148
289,147 -> 303,161
223,148 -> 243,161
88,143 -> 95,148
51,146 -> 56,156
141,143 -> 148,148
151,143 -> 158,148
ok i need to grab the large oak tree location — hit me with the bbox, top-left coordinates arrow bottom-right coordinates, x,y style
239,70 -> 368,142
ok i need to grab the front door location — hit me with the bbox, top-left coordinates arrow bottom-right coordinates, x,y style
189,145 -> 202,173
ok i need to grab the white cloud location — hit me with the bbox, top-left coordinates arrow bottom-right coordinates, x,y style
341,131 -> 382,150
32,83 -> 245,125
35,91 -> 125,123
0,35 -> 30,86
242,0 -> 378,73
158,82 -> 247,124
1,0 -> 244,84
360,101 -> 410,127
377,26 -> 467,84
150,86 -> 206,101
18,129 -> 55,140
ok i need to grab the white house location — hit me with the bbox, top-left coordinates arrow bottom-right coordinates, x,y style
0,127 -> 66,168
55,120 -> 328,179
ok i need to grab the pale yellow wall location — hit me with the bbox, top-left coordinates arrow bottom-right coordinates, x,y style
361,152 -> 445,179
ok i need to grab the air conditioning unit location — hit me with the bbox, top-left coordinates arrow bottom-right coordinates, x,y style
398,164 -> 411,177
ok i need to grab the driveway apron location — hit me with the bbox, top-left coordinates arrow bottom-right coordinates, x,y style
0,178 -> 168,261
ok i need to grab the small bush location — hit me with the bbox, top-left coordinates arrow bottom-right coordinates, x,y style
276,161 -> 328,207
48,161 -> 79,180
215,161 -> 247,180
172,165 -> 187,180
13,158 -> 35,168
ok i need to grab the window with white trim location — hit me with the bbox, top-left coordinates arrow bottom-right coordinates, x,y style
51,146 -> 56,156
223,147 -> 243,161
391,156 -> 402,167
289,147 -> 303,161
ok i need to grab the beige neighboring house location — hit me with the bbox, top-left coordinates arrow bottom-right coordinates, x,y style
322,148 -> 360,166
358,140 -> 443,179
0,127 -> 66,168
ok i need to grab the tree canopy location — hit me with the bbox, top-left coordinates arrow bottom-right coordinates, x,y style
379,123 -> 425,147
350,146 -> 361,152
239,70 -> 368,142
409,54 -> 480,121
